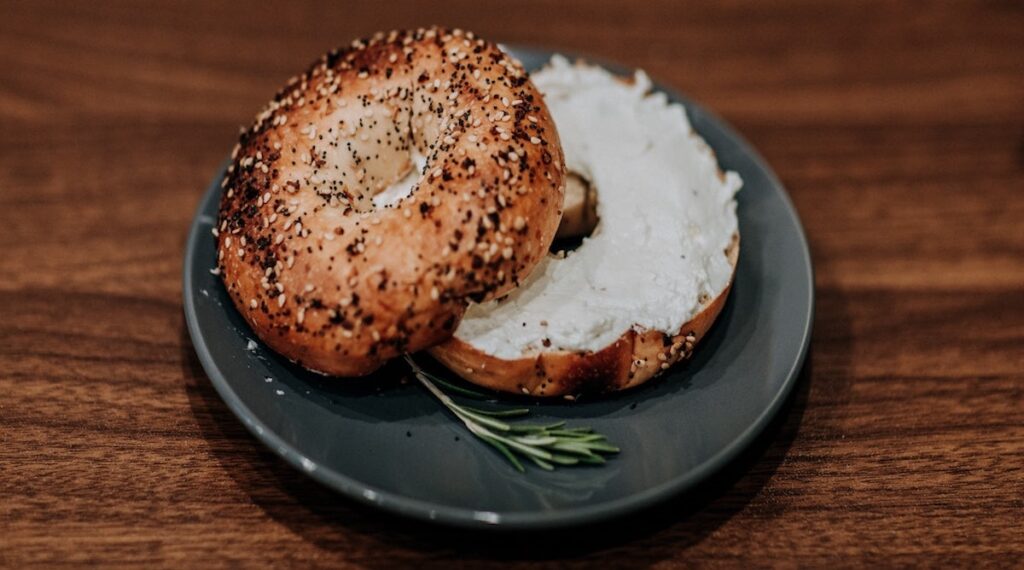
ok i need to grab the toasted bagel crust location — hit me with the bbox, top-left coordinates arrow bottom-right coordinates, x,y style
217,28 -> 565,376
428,236 -> 738,396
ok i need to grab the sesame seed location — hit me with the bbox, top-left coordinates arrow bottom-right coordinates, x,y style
530,136 -> 541,144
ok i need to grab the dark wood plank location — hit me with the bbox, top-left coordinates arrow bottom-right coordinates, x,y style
1,0 -> 1022,566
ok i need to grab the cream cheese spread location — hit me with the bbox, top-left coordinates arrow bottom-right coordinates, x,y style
454,56 -> 741,358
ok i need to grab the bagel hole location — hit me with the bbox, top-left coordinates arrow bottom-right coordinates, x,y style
550,172 -> 599,253
318,96 -> 438,213
369,149 -> 427,209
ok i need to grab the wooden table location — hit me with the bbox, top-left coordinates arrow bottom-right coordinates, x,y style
3,1 -> 1022,566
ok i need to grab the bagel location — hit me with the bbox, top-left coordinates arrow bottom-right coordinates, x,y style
216,28 -> 565,376
429,57 -> 742,396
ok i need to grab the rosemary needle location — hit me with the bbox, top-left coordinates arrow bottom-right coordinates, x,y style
403,355 -> 619,472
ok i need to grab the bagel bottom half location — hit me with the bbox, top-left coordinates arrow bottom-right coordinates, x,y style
428,56 -> 742,397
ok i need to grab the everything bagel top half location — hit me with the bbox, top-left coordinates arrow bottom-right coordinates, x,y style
216,28 -> 566,376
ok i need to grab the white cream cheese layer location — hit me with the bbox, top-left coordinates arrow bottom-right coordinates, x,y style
454,56 -> 741,359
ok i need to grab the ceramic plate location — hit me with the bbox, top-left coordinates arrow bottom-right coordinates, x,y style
183,47 -> 813,530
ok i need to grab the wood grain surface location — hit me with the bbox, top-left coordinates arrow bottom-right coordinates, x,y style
2,0 -> 1022,566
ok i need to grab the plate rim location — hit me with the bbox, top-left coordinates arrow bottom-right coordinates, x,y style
182,47 -> 815,531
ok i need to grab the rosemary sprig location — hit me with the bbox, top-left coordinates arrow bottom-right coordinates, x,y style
403,355 -> 619,472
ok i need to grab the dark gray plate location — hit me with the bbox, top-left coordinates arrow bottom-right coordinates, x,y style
183,47 -> 813,531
